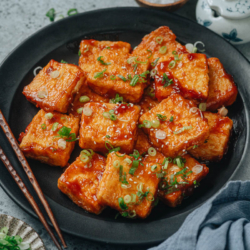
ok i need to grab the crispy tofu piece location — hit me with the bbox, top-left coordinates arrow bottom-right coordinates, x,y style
138,95 -> 159,116
158,154 -> 209,207
132,26 -> 188,64
68,82 -> 109,118
154,53 -> 209,102
79,102 -> 140,154
139,94 -> 210,158
23,60 -> 85,113
135,129 -> 165,164
58,152 -> 106,214
188,112 -> 233,161
79,40 -> 149,103
97,152 -> 160,219
206,58 -> 238,111
19,109 -> 79,167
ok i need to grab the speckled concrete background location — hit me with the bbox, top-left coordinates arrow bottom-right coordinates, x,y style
0,0 -> 249,249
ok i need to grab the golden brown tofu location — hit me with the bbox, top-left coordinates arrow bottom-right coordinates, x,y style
97,152 -> 160,219
68,82 -> 109,118
188,112 -> 233,161
23,60 -> 85,113
132,26 -> 188,64
135,129 -> 165,164
139,94 -> 210,158
206,58 -> 238,111
79,102 -> 140,154
19,110 -> 79,167
79,40 -> 150,103
154,53 -> 209,102
158,154 -> 209,207
138,95 -> 159,116
58,152 -> 106,214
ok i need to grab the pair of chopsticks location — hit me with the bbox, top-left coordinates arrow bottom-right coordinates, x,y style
0,110 -> 67,250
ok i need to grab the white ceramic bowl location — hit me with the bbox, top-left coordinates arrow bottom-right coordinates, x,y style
0,214 -> 45,250
196,0 -> 250,44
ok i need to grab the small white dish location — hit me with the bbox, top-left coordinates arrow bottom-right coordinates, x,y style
196,0 -> 250,44
0,214 -> 45,250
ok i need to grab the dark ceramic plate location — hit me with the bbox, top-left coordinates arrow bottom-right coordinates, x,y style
0,7 -> 249,246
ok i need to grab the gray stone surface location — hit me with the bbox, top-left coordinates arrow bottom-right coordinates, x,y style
0,0 -> 249,249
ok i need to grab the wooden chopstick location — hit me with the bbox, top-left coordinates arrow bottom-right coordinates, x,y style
0,146 -> 62,250
0,110 -> 67,249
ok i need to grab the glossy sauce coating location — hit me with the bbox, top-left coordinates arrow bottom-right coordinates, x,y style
23,60 -> 85,113
19,109 -> 79,167
188,111 -> 233,161
79,102 -> 140,154
139,94 -> 210,158
58,153 -> 106,214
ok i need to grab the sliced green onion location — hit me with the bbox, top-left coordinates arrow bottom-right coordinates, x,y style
130,75 -> 139,87
151,120 -> 160,128
151,57 -> 160,67
127,74 -> 132,80
81,150 -> 91,157
156,114 -> 167,121
110,75 -> 116,80
121,183 -> 131,189
110,114 -> 117,121
80,154 -> 89,163
137,183 -> 143,192
61,60 -> 68,63
94,68 -> 107,78
78,50 -> 81,56
124,158 -> 132,165
131,194 -> 136,203
113,160 -> 120,169
84,47 -> 89,53
127,57 -> 137,64
169,116 -> 174,122
172,51 -> 177,55
52,122 -> 59,131
41,123 -> 46,130
109,109 -> 115,114
199,103 -> 206,111
150,69 -> 157,77
159,46 -> 167,54
155,36 -> 163,44
146,192 -> 155,201
124,194 -> 131,203
151,164 -> 158,171
135,58 -> 148,64
118,75 -> 127,82
148,147 -> 157,156
118,197 -> 128,210
77,107 -> 83,114
193,145 -> 198,149
173,126 -> 193,135
97,56 -> 111,65
46,8 -> 56,22
192,47 -> 198,53
45,113 -> 53,119
67,8 -> 78,16
79,96 -> 90,103
129,160 -> 139,175
143,120 -> 152,128
147,49 -> 153,59
168,60 -> 176,69
102,112 -> 110,119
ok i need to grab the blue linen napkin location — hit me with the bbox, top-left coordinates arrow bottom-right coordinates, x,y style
150,181 -> 250,250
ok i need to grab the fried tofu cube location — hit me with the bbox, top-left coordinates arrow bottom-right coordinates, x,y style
154,53 -> 209,102
19,109 -> 79,167
23,60 -> 85,113
188,112 -> 233,161
158,154 -> 209,207
206,58 -> 238,111
139,94 -> 209,158
132,26 -> 188,64
135,129 -> 165,164
97,152 -> 160,219
58,152 -> 106,214
68,82 -> 109,118
79,40 -> 150,103
79,103 -> 140,154
138,95 -> 159,116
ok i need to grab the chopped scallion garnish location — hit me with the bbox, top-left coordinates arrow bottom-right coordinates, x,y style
159,46 -> 167,54
151,57 -> 160,67
67,8 -> 78,16
147,49 -> 153,59
94,68 -> 107,78
173,126 -> 193,135
118,75 -> 127,82
41,123 -> 46,130
97,56 -> 111,65
156,114 -> 167,121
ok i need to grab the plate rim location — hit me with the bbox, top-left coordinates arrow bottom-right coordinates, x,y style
0,7 -> 249,245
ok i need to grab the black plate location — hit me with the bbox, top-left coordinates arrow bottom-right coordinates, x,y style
0,7 -> 249,245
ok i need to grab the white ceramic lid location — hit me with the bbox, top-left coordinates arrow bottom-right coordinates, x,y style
207,0 -> 250,19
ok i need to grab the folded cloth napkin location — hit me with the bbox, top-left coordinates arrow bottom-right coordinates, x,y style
149,181 -> 250,250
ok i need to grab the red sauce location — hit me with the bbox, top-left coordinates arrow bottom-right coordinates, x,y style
46,66 -> 53,74
114,103 -> 134,115
82,39 -> 96,46
18,132 -> 26,142
66,179 -> 82,196
176,46 -> 189,54
187,53 -> 197,61
155,60 -> 206,102
210,117 -> 229,135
